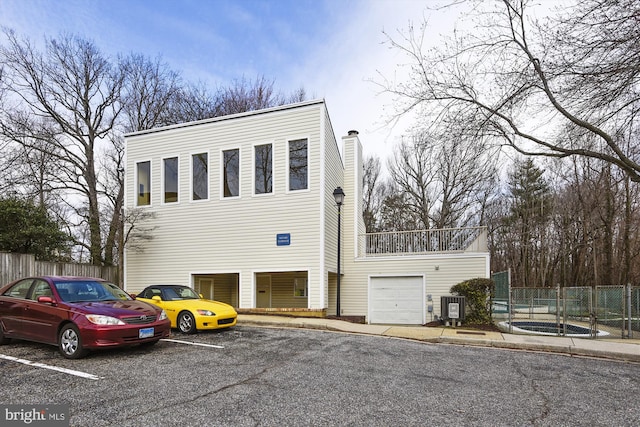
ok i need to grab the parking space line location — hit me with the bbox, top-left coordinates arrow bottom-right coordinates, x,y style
0,354 -> 103,380
161,338 -> 224,349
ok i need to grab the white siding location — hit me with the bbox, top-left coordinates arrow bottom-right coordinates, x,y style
337,131 -> 490,321
124,100 -> 490,319
125,101 -> 330,308
343,254 -> 490,321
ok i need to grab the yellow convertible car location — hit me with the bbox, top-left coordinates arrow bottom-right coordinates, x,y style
135,285 -> 237,334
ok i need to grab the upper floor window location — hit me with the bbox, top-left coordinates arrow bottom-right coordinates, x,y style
137,161 -> 151,206
192,153 -> 208,201
223,148 -> 239,198
254,143 -> 273,195
289,138 -> 308,191
163,157 -> 178,203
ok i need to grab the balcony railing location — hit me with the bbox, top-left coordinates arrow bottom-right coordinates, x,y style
360,226 -> 487,257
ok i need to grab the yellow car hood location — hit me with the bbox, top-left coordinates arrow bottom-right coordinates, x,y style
162,298 -> 237,315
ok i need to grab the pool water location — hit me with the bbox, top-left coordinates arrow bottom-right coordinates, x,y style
498,321 -> 610,337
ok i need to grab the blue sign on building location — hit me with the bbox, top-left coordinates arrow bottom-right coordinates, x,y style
276,233 -> 291,246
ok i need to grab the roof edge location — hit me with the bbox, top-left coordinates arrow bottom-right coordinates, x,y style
125,99 -> 326,138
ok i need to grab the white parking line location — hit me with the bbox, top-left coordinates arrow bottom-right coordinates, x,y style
0,354 -> 103,380
161,338 -> 224,349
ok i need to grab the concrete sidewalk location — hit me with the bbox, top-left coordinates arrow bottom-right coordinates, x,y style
237,314 -> 640,363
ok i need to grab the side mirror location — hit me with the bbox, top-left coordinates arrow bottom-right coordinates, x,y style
37,296 -> 55,304
152,296 -> 162,302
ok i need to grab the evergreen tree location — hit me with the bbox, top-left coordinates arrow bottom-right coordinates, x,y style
505,159 -> 553,287
0,197 -> 70,261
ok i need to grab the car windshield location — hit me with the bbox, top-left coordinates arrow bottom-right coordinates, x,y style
55,281 -> 132,303
163,286 -> 200,301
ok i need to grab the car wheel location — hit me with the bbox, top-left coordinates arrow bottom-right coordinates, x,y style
58,324 -> 88,359
0,326 -> 10,345
178,311 -> 196,334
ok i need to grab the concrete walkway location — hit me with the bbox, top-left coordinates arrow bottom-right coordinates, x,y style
238,314 -> 640,363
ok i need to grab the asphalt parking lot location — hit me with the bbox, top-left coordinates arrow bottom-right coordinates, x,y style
1,326 -> 639,426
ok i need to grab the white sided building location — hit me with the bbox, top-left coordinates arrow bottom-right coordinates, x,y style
123,99 -> 489,324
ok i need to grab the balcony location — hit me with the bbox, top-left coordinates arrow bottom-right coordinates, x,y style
360,226 -> 487,257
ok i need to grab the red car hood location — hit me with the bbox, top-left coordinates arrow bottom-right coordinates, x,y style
67,300 -> 160,317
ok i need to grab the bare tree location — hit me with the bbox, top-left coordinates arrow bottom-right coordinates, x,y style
0,30 -> 125,264
378,184 -> 419,232
216,75 -> 307,116
430,132 -> 498,229
387,133 -> 434,229
120,53 -> 183,132
380,0 -> 640,182
387,129 -> 497,230
0,28 -> 308,267
362,155 -> 388,232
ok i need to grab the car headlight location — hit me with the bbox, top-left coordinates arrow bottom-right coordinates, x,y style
196,309 -> 215,316
159,309 -> 168,321
86,314 -> 125,325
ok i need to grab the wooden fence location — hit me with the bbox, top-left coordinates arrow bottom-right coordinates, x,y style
0,252 -> 118,286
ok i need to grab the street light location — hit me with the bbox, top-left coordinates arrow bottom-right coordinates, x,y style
333,186 -> 345,317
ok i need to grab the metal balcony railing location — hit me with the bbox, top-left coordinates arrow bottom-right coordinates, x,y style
360,226 -> 487,257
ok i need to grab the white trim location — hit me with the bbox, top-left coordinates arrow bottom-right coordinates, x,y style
135,159 -> 152,207
354,252 -> 490,262
220,146 -> 242,200
161,155 -> 180,205
190,150 -> 210,202
286,136 -> 311,193
126,99 -> 326,137
352,136 -> 359,258
251,141 -> 275,197
293,277 -> 308,298
367,274 -> 426,325
319,107 -> 327,308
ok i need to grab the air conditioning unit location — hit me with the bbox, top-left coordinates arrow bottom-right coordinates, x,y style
441,296 -> 466,322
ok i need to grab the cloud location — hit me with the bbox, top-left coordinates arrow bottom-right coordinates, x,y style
0,0 -> 459,165
290,0 -> 454,163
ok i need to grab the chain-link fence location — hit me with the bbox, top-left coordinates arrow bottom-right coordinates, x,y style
493,282 -> 640,339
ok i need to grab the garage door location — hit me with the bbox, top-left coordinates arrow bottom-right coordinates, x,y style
369,276 -> 424,324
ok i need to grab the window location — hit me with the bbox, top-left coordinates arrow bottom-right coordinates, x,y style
30,280 -> 52,300
138,288 -> 159,299
137,161 -> 151,206
223,148 -> 239,197
289,138 -> 308,191
293,278 -> 308,298
163,157 -> 178,203
192,153 -> 208,201
2,279 -> 33,299
254,143 -> 272,194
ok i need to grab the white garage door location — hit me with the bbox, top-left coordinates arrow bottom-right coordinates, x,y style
369,276 -> 424,324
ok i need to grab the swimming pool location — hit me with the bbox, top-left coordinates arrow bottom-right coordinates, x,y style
497,321 -> 610,337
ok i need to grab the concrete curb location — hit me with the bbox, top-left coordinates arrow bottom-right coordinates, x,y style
237,315 -> 640,363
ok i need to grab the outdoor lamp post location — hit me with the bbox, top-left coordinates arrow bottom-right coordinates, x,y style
333,186 -> 345,317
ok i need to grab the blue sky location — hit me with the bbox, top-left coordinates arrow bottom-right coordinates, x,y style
0,0 -> 456,161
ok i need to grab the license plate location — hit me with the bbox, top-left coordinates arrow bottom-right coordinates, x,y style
139,327 -> 154,339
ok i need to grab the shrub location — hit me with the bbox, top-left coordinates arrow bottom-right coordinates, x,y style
450,278 -> 495,324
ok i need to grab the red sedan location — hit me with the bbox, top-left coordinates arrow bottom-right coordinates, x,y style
0,276 -> 171,359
